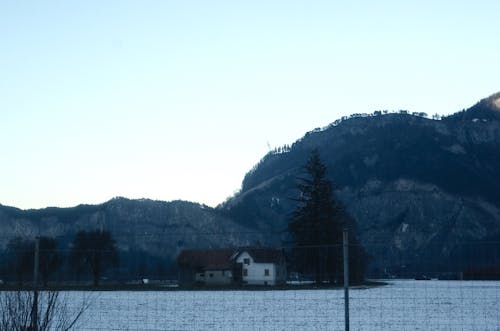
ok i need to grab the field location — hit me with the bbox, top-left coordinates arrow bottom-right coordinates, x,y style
64,280 -> 500,330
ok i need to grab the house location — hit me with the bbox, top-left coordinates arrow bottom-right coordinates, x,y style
233,248 -> 287,286
177,249 -> 235,286
176,247 -> 286,286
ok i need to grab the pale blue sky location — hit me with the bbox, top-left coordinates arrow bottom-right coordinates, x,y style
1,1 -> 499,209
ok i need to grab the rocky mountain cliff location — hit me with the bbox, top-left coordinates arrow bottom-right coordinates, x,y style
0,198 -> 262,263
1,93 -> 499,277
221,92 -> 500,275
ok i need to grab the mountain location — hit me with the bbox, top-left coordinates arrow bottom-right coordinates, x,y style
0,198 -> 263,269
221,92 -> 500,276
1,92 -> 499,278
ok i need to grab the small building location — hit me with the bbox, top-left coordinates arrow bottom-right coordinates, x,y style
233,248 -> 287,286
177,249 -> 235,286
177,247 -> 286,286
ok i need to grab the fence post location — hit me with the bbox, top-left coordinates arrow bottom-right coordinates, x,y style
343,229 -> 349,331
32,236 -> 40,331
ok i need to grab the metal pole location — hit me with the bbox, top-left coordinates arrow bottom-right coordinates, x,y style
343,230 -> 349,331
32,236 -> 40,331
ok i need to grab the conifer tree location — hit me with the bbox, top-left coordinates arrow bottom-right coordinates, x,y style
289,149 -> 367,284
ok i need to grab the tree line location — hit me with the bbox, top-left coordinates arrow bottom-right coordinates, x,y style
1,230 -> 119,287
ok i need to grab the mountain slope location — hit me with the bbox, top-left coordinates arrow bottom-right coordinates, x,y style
0,198 -> 262,262
221,93 -> 500,275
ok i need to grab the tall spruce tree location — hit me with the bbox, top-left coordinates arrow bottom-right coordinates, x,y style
288,149 -> 367,284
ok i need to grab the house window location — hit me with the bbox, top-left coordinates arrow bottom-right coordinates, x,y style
243,269 -> 248,277
209,273 -> 213,278
264,269 -> 269,276
243,258 -> 250,265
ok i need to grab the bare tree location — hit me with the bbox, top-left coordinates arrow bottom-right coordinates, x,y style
71,230 -> 119,287
0,290 -> 91,331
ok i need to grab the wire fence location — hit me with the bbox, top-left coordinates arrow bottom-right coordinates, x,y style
0,235 -> 499,330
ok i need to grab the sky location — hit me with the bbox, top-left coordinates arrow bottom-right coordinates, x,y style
1,0 -> 499,210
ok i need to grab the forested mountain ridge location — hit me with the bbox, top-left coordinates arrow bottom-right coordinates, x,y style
221,92 -> 500,275
235,92 -> 500,203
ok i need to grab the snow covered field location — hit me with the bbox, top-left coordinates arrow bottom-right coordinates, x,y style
67,280 -> 499,330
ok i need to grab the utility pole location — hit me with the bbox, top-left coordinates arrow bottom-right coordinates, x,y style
343,229 -> 350,331
32,236 -> 40,331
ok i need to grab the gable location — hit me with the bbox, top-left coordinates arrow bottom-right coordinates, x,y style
235,248 -> 283,264
235,251 -> 254,264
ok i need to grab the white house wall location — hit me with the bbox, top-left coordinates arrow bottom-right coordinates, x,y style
236,251 -> 277,285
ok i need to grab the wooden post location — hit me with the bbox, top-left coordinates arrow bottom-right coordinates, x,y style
32,237 -> 40,331
343,230 -> 349,331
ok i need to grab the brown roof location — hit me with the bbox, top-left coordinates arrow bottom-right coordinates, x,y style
177,249 -> 235,270
177,247 -> 284,270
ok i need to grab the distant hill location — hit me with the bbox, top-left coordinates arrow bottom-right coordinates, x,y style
0,198 -> 263,269
1,92 -> 499,278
